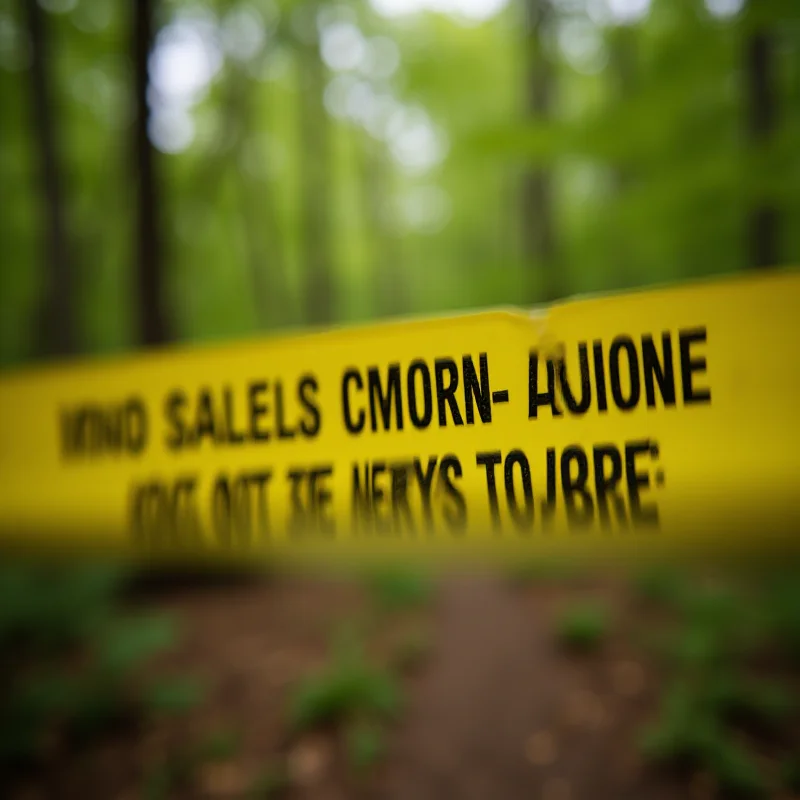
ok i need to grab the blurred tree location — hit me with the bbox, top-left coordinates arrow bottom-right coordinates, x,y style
744,9 -> 778,269
607,24 -> 637,289
296,5 -> 334,325
521,0 -> 558,303
133,0 -> 170,345
2,0 -> 799,364
22,0 -> 75,358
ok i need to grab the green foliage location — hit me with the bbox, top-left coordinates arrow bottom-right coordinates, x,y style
641,681 -> 768,798
288,633 -> 400,732
249,764 -> 290,799
781,757 -> 800,793
346,720 -> 385,772
759,573 -> 800,662
145,678 -> 205,715
195,728 -> 242,762
555,603 -> 608,652
0,563 -> 128,653
640,572 -> 800,799
707,675 -> 792,728
365,567 -> 433,613
0,563 -> 194,768
3,0 -> 798,361
142,730 -> 244,800
633,565 -> 686,606
391,627 -> 431,673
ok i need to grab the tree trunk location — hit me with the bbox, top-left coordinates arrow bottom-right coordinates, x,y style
522,0 -> 558,303
608,25 -> 636,289
23,0 -> 75,358
298,44 -> 334,325
746,26 -> 778,269
133,0 -> 170,344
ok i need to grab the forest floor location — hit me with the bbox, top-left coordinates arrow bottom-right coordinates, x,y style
5,566 -> 800,800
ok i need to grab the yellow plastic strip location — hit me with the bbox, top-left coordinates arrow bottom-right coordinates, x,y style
0,270 -> 798,566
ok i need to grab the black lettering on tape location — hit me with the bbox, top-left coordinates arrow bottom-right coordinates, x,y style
62,397 -> 148,458
223,387 -> 246,444
528,352 -> 562,419
342,369 -> 365,434
679,328 -> 711,404
593,341 -> 608,412
275,382 -> 296,440
288,466 -> 335,535
463,354 -> 492,425
390,462 -> 414,531
559,344 -> 591,414
609,336 -> 641,411
592,444 -> 627,528
476,451 -> 502,529
195,389 -> 219,444
407,360 -> 433,429
541,447 -> 557,526
435,359 -> 463,426
414,456 -> 438,529
248,381 -> 271,442
504,449 -> 534,531
298,375 -> 321,437
561,446 -> 594,527
625,440 -> 659,525
369,365 -> 404,432
642,333 -> 676,408
440,455 -> 466,533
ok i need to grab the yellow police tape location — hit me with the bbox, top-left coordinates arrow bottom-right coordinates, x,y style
0,269 -> 798,567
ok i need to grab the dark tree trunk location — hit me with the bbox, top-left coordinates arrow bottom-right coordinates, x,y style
746,30 -> 780,269
746,27 -> 778,269
133,0 -> 170,344
522,0 -> 558,303
23,0 -> 75,358
609,26 -> 636,289
298,44 -> 333,325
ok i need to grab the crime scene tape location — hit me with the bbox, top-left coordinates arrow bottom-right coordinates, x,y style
0,269 -> 798,566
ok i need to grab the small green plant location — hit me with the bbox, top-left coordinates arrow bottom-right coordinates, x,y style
249,763 -> 289,798
781,757 -> 800,793
365,567 -> 432,613
640,680 -> 768,798
196,728 -> 242,762
633,565 -> 685,605
391,627 -> 430,673
141,729 -> 243,800
555,603 -> 608,652
761,573 -> 800,663
346,720 -> 385,772
0,562 -> 198,768
288,633 -> 400,731
707,674 -> 792,729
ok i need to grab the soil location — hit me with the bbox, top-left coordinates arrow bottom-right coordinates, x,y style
2,571 -> 791,800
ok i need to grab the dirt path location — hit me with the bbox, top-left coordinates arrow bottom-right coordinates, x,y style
5,573 -> 679,800
382,574 -> 568,800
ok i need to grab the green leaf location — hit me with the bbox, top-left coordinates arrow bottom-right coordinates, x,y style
96,615 -> 176,676
146,678 -> 205,715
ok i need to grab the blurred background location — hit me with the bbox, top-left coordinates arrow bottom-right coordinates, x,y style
2,0 -> 799,361
1,0 -> 799,798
